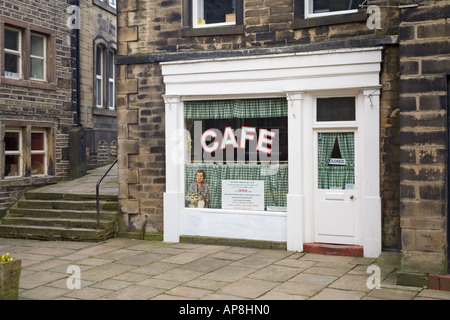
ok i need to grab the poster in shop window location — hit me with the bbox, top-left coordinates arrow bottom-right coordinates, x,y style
222,180 -> 264,211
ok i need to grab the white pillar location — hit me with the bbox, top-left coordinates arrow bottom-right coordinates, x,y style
286,92 -> 304,252
362,89 -> 382,258
163,95 -> 184,243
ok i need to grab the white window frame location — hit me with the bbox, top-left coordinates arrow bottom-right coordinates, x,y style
30,33 -> 47,81
107,0 -> 116,9
4,27 -> 22,79
305,0 -> 358,18
4,128 -> 23,178
95,45 -> 104,109
192,0 -> 236,28
30,129 -> 47,176
107,50 -> 115,110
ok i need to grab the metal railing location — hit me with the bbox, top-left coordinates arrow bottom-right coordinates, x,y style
96,158 -> 117,229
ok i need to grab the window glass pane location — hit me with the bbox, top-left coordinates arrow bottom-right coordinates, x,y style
312,0 -> 358,13
108,52 -> 115,76
96,47 -> 103,76
318,132 -> 355,190
4,29 -> 19,51
185,98 -> 288,212
31,57 -> 44,79
196,0 -> 236,25
317,97 -> 355,122
4,53 -> 19,76
96,78 -> 102,106
31,154 -> 45,175
31,132 -> 44,151
107,0 -> 116,8
108,82 -> 114,109
5,155 -> 20,177
5,132 -> 20,151
31,35 -> 44,57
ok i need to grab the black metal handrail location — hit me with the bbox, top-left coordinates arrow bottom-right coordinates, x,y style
96,158 -> 118,229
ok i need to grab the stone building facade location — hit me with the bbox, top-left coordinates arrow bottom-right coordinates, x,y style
77,0 -> 117,170
0,0 -> 118,212
0,0 -> 74,214
116,0 -> 448,286
69,0 -> 118,178
397,0 -> 449,286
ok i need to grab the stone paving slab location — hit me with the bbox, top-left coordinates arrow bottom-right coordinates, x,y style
1,237 -> 449,301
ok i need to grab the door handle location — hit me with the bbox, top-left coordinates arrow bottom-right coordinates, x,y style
350,195 -> 355,200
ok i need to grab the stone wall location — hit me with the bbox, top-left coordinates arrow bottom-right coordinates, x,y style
116,0 -> 401,243
0,0 -> 74,209
398,0 -> 449,279
79,0 -> 118,167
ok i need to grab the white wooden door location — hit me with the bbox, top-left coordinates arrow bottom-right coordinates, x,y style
314,131 -> 359,244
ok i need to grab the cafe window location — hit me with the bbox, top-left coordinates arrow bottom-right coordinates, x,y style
184,98 -> 288,212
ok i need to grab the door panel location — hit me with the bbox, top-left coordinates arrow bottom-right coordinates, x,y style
314,131 -> 358,244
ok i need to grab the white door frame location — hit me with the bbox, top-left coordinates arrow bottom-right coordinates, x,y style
299,91 -> 381,256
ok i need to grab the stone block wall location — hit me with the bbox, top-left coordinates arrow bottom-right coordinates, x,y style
116,0 -> 401,242
0,0 -> 74,209
398,0 -> 449,278
79,0 -> 118,168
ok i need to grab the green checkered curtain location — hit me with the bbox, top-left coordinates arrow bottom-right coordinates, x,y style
184,100 -> 235,119
318,132 -> 354,189
186,163 -> 288,210
185,98 -> 287,119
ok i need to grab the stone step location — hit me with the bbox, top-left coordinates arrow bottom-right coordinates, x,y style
24,191 -> 118,202
0,224 -> 116,241
0,216 -> 116,230
8,207 -> 118,221
16,199 -> 118,211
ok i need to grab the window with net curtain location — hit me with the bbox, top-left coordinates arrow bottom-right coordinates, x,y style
184,98 -> 288,211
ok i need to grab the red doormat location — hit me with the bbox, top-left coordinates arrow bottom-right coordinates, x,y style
303,243 -> 363,257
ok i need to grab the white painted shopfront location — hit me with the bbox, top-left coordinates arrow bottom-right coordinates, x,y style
161,47 -> 382,258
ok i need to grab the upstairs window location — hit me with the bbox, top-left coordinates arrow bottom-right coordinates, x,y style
293,0 -> 366,29
95,45 -> 104,109
182,0 -> 243,36
94,42 -> 116,110
0,18 -> 55,89
107,50 -> 115,110
4,27 -> 21,79
193,0 -> 236,28
306,0 -> 359,17
30,33 -> 46,80
107,0 -> 116,9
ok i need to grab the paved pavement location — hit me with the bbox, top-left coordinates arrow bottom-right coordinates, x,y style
1,237 -> 449,301
26,163 -> 118,197
2,164 -> 450,301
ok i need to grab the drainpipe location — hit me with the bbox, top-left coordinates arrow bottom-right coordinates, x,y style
70,0 -> 81,127
75,0 -> 81,127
